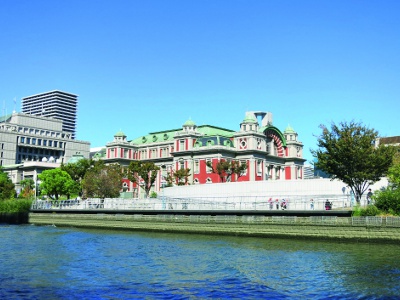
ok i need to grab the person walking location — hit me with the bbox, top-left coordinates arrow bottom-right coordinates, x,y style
310,199 -> 314,210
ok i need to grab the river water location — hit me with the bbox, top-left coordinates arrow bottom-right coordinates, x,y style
1,224 -> 399,299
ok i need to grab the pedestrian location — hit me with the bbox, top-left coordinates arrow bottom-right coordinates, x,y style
275,199 -> 279,210
281,199 -> 287,210
269,198 -> 273,210
310,199 -> 314,210
367,189 -> 373,205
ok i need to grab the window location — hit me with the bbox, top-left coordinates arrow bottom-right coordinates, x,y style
179,159 -> 185,170
59,142 -> 63,148
38,139 -> 42,146
48,140 -> 52,147
32,138 -> 36,145
206,159 -> 212,173
43,140 -> 47,146
257,160 -> 262,175
194,160 -> 199,174
54,141 -> 58,147
21,137 -> 25,143
27,138 -> 31,144
180,140 -> 185,151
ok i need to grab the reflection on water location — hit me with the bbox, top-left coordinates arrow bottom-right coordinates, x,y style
1,224 -> 399,299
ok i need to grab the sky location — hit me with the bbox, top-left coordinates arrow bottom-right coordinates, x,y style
1,0 -> 399,163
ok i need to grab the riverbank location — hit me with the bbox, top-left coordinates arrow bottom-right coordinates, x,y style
0,212 -> 29,224
29,213 -> 400,243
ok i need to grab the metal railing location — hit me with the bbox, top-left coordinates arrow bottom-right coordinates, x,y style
30,194 -> 367,211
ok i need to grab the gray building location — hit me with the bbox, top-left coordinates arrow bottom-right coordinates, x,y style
0,112 -> 90,191
22,90 -> 78,139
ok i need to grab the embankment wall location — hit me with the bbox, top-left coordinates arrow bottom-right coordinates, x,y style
29,213 -> 400,244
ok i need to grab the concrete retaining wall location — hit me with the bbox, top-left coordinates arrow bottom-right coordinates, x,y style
29,213 -> 400,244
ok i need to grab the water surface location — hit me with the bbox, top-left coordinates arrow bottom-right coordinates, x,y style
1,224 -> 399,299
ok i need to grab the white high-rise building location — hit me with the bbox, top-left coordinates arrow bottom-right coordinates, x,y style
22,90 -> 78,139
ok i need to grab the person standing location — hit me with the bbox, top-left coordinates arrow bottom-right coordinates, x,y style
310,199 -> 314,210
367,189 -> 373,205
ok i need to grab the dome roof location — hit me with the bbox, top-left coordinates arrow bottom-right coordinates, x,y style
242,113 -> 257,123
183,118 -> 196,126
284,124 -> 296,134
114,130 -> 126,137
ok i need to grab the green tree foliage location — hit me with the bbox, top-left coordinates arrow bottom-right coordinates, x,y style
374,148 -> 400,215
311,121 -> 396,201
19,178 -> 35,199
82,161 -> 123,198
38,168 -> 77,200
387,150 -> 400,188
126,161 -> 160,198
206,160 -> 247,182
172,168 -> 191,185
374,188 -> 400,215
61,158 -> 94,186
0,167 -> 15,200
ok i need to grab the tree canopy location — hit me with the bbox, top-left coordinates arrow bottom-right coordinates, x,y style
82,161 -> 123,198
206,160 -> 247,182
0,167 -> 15,200
170,168 -> 191,185
311,121 -> 396,201
61,158 -> 95,195
19,178 -> 35,199
38,168 -> 77,200
126,161 -> 160,198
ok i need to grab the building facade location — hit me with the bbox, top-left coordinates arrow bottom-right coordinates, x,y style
0,112 -> 90,192
96,111 -> 306,196
22,90 -> 78,139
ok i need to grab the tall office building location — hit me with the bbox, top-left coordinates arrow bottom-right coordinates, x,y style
22,90 -> 78,139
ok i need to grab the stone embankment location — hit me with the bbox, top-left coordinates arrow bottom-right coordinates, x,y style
28,213 -> 400,243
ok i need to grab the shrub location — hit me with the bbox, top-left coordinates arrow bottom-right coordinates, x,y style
352,204 -> 381,217
374,188 -> 400,215
0,199 -> 33,213
149,191 -> 157,198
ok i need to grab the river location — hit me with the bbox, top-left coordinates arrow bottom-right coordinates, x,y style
1,224 -> 399,299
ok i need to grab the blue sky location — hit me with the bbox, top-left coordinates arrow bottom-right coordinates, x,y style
1,0 -> 399,163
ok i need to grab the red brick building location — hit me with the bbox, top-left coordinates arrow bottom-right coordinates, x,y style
97,111 -> 305,195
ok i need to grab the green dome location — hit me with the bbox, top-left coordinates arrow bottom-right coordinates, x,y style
284,124 -> 296,134
242,113 -> 257,123
184,118 -> 196,126
114,130 -> 126,137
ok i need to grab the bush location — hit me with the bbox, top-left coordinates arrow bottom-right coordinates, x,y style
374,188 -> 400,215
0,199 -> 33,213
149,191 -> 157,198
352,204 -> 381,217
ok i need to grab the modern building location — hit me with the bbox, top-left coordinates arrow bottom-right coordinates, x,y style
94,111 -> 306,197
0,112 -> 90,192
22,90 -> 78,139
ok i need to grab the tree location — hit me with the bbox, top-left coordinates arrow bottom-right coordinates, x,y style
126,161 -> 160,198
38,168 -> 77,200
311,121 -> 396,202
19,178 -> 35,199
206,160 -> 247,182
61,158 -> 94,195
0,167 -> 15,200
82,161 -> 123,198
387,150 -> 400,188
374,147 -> 400,214
172,168 -> 191,185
